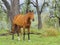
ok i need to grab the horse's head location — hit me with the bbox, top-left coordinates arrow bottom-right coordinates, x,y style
28,10 -> 34,21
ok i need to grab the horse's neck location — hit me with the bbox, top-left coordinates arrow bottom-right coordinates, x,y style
27,18 -> 31,24
24,14 -> 29,20
24,14 -> 31,23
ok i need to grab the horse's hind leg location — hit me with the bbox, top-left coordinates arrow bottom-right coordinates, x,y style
23,28 -> 25,40
12,25 -> 15,40
17,32 -> 20,41
12,24 -> 17,40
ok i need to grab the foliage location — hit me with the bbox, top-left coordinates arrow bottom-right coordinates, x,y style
44,15 -> 59,27
21,5 -> 26,14
51,0 -> 60,17
21,0 -> 30,14
0,5 -> 8,30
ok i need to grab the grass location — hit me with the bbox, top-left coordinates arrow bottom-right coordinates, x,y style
0,29 -> 60,45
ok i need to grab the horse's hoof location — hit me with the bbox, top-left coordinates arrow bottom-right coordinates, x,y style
18,38 -> 20,41
17,37 -> 20,41
28,40 -> 31,42
12,38 -> 14,40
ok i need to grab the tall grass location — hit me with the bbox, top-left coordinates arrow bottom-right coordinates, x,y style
41,27 -> 59,37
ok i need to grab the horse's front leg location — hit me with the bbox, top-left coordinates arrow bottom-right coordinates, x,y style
11,25 -> 15,40
23,28 -> 25,40
17,32 -> 20,41
27,27 -> 30,41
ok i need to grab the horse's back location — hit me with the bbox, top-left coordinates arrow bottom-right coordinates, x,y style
13,14 -> 25,26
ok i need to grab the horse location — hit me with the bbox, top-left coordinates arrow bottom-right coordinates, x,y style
11,10 -> 34,41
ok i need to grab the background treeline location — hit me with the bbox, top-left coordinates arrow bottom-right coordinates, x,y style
0,0 -> 60,30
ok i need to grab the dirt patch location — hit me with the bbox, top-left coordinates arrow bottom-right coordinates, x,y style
30,32 -> 41,35
0,33 -> 11,36
0,32 -> 41,36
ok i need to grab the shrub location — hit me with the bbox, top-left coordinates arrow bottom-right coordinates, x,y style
41,27 -> 59,37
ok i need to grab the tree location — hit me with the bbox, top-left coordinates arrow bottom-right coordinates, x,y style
31,0 -> 48,29
51,0 -> 60,26
2,0 -> 20,22
26,0 -> 30,13
54,0 -> 60,26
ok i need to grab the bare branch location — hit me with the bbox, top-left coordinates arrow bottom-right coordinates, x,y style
30,0 -> 37,7
2,0 -> 10,10
2,6 -> 7,13
40,2 -> 48,13
19,3 -> 25,6
32,0 -> 36,4
30,2 -> 37,7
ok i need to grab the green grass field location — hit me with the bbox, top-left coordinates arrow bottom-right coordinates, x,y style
0,29 -> 60,45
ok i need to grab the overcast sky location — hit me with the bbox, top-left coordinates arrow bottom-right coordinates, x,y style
20,0 -> 44,6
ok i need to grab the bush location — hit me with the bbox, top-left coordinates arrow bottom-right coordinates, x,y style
41,27 -> 59,37
44,14 -> 59,28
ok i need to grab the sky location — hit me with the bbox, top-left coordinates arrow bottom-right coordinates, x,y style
20,0 -> 44,6
1,0 -> 50,7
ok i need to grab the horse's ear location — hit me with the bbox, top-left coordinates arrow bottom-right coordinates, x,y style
31,10 -> 33,12
29,10 -> 33,12
29,10 -> 31,12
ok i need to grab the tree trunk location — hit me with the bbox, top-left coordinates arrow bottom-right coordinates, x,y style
11,0 -> 20,21
38,13 -> 42,29
2,0 -> 20,30
58,18 -> 60,26
36,0 -> 42,29
2,0 -> 20,22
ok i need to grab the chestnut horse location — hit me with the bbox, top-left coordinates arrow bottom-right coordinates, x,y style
11,10 -> 34,41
